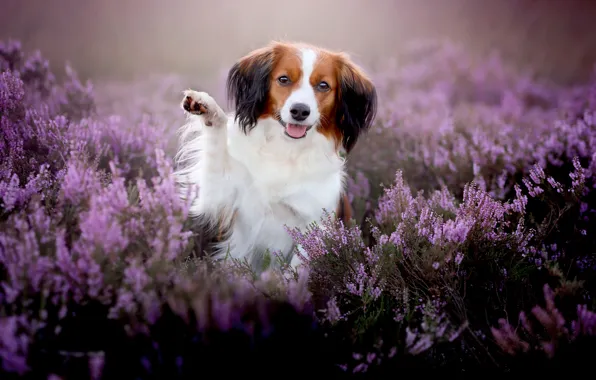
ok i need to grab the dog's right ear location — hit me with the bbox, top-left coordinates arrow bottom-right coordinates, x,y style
226,45 -> 275,134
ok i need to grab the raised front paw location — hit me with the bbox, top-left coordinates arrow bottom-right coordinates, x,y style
181,90 -> 226,127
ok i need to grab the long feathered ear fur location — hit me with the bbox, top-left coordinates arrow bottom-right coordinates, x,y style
226,46 -> 274,134
336,57 -> 377,153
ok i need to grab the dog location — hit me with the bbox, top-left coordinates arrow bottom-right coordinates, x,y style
174,41 -> 377,271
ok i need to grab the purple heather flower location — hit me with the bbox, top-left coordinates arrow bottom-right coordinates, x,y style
0,316 -> 30,375
324,297 -> 343,323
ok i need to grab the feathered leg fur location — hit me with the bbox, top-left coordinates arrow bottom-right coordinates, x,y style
176,90 -> 238,243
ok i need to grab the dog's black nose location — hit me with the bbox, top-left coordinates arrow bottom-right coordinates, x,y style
290,103 -> 310,121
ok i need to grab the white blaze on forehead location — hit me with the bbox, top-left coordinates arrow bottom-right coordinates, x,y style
280,47 -> 321,127
299,48 -> 317,86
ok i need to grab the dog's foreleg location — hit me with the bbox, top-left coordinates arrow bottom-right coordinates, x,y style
179,90 -> 236,227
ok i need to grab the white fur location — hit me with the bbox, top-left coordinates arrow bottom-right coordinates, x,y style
175,49 -> 345,271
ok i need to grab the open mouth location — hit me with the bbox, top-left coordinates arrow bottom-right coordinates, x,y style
277,119 -> 312,139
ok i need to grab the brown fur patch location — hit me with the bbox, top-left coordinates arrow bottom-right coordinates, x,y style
335,193 -> 353,224
310,51 -> 343,150
216,209 -> 238,242
262,43 -> 302,119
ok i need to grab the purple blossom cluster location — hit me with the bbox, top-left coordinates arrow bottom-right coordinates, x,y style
491,284 -> 596,359
1,36 -> 596,377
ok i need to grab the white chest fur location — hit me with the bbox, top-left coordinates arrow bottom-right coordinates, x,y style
181,114 -> 345,269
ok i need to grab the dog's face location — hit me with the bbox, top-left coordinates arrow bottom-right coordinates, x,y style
226,41 -> 377,153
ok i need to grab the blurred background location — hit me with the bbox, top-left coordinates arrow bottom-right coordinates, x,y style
2,0 -> 596,85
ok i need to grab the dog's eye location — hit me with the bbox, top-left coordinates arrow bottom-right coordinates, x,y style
316,81 -> 330,92
277,76 -> 290,85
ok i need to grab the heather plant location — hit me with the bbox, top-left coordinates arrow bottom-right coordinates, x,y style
347,40 -> 596,217
292,156 -> 593,372
0,40 -> 94,120
2,37 -> 596,378
491,283 -> 596,369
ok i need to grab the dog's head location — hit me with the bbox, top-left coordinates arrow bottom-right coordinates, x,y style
226,41 -> 377,153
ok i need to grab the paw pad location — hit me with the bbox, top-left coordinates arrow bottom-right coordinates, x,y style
183,96 -> 208,115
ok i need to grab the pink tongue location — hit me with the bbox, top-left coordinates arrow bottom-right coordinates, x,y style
286,123 -> 308,138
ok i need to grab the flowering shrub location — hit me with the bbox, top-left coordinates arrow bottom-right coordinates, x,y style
294,159 -> 593,372
349,40 -> 596,204
1,37 -> 596,377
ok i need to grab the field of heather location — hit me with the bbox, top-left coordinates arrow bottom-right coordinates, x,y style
1,34 -> 596,378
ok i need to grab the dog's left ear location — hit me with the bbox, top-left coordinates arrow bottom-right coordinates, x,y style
226,45 -> 274,134
336,57 -> 377,153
